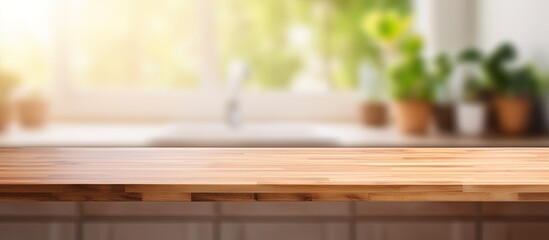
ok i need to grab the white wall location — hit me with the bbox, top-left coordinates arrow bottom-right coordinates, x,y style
414,0 -> 477,57
478,0 -> 549,66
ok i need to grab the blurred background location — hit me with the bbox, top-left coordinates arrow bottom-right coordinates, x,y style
0,0 -> 549,147
3,1 -> 549,240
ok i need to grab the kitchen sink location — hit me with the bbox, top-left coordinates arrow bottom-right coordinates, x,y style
149,122 -> 339,147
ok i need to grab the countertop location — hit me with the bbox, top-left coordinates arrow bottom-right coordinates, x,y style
2,148 -> 549,202
1,122 -> 549,147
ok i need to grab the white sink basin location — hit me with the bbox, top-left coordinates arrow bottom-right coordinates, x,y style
149,123 -> 338,147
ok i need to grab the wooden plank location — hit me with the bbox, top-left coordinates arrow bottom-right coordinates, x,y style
0,148 -> 548,202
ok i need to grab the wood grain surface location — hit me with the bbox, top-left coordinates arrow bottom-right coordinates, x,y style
1,148 -> 549,202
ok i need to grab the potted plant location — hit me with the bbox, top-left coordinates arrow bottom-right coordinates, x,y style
452,48 -> 489,136
492,66 -> 538,135
389,35 -> 433,135
358,60 -> 387,126
432,53 -> 455,134
360,10 -> 413,127
18,89 -> 49,129
0,70 -> 20,133
456,77 -> 490,136
485,43 -> 538,135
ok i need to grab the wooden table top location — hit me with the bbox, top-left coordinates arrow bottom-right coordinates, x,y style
2,148 -> 549,202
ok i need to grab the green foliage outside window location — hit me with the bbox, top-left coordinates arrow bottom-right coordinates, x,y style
218,0 -> 410,90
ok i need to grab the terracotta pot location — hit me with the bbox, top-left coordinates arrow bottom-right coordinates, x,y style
433,104 -> 455,134
456,102 -> 487,136
18,97 -> 49,129
392,100 -> 431,135
0,101 -> 14,134
493,96 -> 531,135
360,102 -> 388,127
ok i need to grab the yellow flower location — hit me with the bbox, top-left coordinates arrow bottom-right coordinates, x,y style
362,10 -> 413,44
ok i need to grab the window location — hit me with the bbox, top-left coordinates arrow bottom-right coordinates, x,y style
65,0 -> 200,90
0,0 -> 55,88
0,0 -> 411,121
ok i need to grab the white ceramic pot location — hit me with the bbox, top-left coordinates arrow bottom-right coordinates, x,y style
456,102 -> 487,136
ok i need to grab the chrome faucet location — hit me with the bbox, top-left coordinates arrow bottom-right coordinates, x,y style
226,60 -> 250,128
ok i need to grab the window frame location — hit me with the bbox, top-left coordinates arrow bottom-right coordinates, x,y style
51,0 -> 444,122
